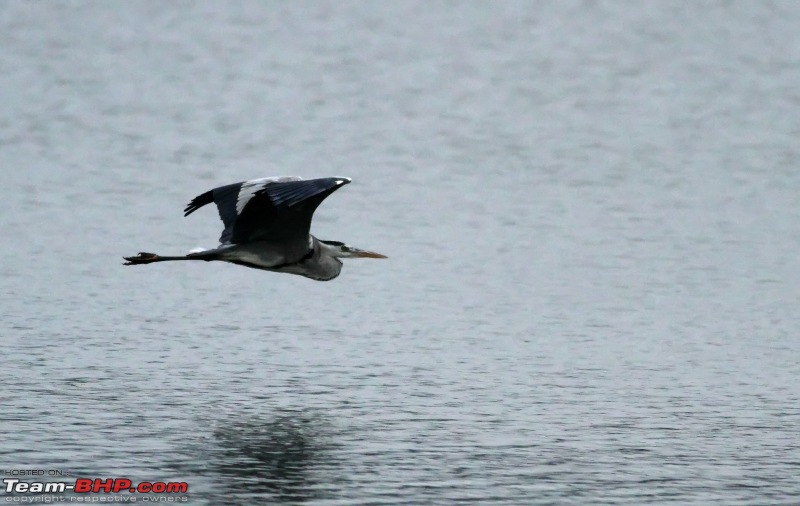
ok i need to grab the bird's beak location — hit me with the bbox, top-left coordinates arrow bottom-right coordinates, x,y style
351,249 -> 388,259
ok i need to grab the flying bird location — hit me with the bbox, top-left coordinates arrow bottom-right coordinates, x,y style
124,176 -> 386,281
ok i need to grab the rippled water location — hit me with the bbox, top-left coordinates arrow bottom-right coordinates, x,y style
2,1 -> 800,504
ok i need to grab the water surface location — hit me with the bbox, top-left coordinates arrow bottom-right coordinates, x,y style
2,1 -> 799,504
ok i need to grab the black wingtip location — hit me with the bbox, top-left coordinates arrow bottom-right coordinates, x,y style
261,177 -> 352,209
184,190 -> 214,217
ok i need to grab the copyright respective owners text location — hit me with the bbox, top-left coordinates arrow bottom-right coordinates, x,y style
3,471 -> 189,503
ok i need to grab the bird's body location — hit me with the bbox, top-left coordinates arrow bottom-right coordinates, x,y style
124,176 -> 386,281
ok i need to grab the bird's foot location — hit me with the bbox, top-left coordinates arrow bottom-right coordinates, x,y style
123,252 -> 159,265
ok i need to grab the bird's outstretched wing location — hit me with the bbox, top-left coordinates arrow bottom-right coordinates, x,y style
184,176 -> 351,244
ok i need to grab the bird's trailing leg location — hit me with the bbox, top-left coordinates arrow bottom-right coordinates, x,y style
123,252 -> 206,265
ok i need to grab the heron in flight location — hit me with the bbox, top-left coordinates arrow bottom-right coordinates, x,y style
123,176 -> 386,281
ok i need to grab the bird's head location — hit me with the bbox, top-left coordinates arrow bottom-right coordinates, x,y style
321,240 -> 387,259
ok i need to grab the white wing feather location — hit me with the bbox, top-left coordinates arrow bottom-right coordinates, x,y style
235,176 -> 303,215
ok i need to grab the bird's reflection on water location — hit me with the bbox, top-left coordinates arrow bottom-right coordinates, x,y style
204,409 -> 339,503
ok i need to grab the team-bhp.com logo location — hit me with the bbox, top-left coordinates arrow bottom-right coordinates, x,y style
4,477 -> 188,494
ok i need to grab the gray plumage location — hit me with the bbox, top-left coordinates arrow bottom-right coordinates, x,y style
124,176 -> 386,281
